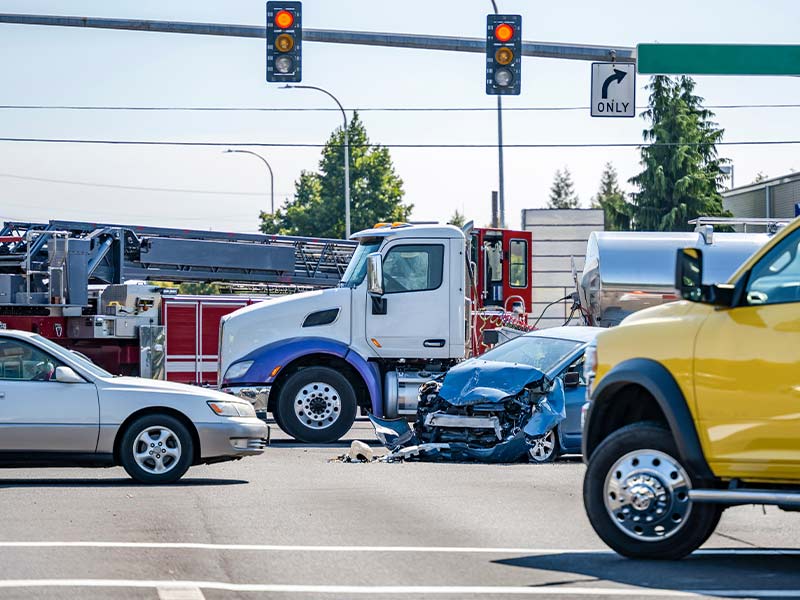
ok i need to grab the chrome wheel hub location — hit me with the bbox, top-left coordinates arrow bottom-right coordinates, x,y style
294,382 -> 341,430
528,429 -> 556,462
133,426 -> 181,475
604,449 -> 692,541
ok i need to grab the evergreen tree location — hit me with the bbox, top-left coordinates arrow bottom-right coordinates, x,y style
448,209 -> 466,227
548,167 -> 580,209
592,162 -> 632,231
260,112 -> 411,238
629,76 -> 730,231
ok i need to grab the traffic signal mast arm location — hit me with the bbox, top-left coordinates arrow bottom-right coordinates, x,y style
0,13 -> 634,64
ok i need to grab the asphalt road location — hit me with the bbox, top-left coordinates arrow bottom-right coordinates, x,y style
0,419 -> 799,599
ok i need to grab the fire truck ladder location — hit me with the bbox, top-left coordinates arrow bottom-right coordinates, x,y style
0,220 -> 356,307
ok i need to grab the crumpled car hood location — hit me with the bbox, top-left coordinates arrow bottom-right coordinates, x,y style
437,359 -> 548,405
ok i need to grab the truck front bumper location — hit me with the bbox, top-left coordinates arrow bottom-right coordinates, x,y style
196,418 -> 270,462
222,385 -> 272,422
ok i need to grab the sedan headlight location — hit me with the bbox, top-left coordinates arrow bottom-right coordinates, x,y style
207,401 -> 257,418
224,360 -> 254,381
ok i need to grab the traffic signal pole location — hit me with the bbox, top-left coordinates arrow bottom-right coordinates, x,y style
490,0 -> 506,228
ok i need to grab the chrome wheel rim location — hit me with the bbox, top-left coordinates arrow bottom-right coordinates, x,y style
133,426 -> 182,475
604,449 -> 692,541
294,381 -> 341,430
528,429 -> 557,462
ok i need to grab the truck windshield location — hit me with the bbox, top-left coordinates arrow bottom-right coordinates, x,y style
340,239 -> 382,287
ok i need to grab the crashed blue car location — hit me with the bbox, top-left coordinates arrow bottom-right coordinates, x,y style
370,326 -> 603,463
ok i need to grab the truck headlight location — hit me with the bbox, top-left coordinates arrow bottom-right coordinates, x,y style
207,401 -> 257,418
224,360 -> 254,381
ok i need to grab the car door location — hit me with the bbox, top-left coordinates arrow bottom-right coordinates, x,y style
365,240 -> 451,358
0,338 -> 100,452
558,352 -> 588,450
693,226 -> 800,480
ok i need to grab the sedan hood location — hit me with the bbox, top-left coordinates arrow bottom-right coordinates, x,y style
99,376 -> 236,403
437,359 -> 548,405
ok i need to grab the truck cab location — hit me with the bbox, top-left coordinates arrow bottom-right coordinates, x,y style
581,216 -> 800,559
219,223 -> 467,443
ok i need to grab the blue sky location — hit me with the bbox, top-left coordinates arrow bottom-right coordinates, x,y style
0,0 -> 798,233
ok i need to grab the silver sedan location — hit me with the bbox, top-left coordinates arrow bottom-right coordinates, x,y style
0,329 -> 268,483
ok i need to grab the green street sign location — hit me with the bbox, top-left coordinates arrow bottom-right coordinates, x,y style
637,44 -> 800,75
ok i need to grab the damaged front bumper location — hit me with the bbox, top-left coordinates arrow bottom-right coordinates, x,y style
369,360 -> 566,463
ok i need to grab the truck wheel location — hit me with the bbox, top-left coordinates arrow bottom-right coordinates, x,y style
583,423 -> 721,559
119,414 -> 193,484
275,366 -> 357,443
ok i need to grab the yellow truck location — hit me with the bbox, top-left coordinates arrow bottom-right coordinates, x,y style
581,216 -> 800,559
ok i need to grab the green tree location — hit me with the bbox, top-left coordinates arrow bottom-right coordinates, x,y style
591,162 -> 632,231
629,76 -> 730,231
548,167 -> 580,209
260,112 -> 411,238
448,209 -> 466,227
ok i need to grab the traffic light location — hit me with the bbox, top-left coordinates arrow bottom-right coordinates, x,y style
486,14 -> 521,95
266,2 -> 302,82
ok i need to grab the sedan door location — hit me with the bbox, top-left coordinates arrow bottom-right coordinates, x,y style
0,338 -> 100,452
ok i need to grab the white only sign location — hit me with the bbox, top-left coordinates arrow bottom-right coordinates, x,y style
591,62 -> 635,118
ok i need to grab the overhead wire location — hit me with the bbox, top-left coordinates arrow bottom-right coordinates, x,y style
0,172 -> 286,196
0,104 -> 798,112
0,137 -> 797,148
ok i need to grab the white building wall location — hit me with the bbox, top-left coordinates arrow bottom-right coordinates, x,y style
521,209 -> 605,329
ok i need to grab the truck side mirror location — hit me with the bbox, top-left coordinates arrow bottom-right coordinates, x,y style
675,248 -> 735,307
675,248 -> 704,302
367,253 -> 384,296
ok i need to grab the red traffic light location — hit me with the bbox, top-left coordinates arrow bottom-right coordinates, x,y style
494,23 -> 514,43
274,10 -> 295,29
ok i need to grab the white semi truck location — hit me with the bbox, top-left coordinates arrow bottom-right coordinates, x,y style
219,223 -> 469,443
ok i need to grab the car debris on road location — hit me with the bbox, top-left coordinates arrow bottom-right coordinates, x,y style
334,361 -> 566,463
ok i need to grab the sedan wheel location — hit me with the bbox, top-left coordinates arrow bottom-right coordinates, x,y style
119,414 -> 193,484
133,426 -> 182,475
528,429 -> 560,463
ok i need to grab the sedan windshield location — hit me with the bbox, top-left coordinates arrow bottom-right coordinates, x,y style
29,334 -> 113,378
340,239 -> 382,288
480,335 -> 582,374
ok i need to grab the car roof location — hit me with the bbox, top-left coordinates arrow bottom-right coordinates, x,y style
522,326 -> 604,344
0,329 -> 38,341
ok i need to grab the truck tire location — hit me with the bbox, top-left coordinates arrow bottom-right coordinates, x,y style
119,414 -> 194,484
275,366 -> 357,443
583,423 -> 721,559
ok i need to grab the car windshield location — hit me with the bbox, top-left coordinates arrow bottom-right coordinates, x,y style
29,334 -> 114,378
340,239 -> 382,288
479,335 -> 583,374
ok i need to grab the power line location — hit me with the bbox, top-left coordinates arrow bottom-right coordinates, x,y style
0,136 -> 798,149
0,172 -> 285,196
0,104 -> 798,112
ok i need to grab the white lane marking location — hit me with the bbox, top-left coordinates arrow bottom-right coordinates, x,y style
0,541 -> 796,555
157,586 -> 205,600
1,580 -> 797,597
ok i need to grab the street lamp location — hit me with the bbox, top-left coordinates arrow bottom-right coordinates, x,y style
224,149 -> 275,214
282,84 -> 351,238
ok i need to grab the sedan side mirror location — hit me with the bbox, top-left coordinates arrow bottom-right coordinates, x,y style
367,253 -> 384,296
563,371 -> 581,388
55,366 -> 85,384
